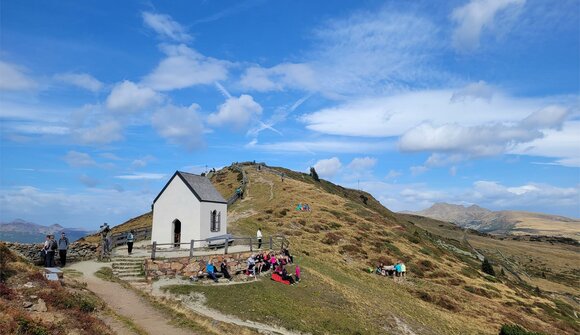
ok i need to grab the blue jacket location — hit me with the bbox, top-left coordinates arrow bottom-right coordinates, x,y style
206,263 -> 215,274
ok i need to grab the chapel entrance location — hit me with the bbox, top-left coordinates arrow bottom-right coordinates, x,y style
172,219 -> 181,247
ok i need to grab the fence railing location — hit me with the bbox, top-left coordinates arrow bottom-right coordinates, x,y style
151,234 -> 288,260
110,227 -> 151,248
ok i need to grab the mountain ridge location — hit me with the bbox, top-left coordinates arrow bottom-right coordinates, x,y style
0,219 -> 93,243
403,202 -> 579,239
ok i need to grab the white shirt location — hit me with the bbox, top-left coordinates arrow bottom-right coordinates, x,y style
257,230 -> 262,239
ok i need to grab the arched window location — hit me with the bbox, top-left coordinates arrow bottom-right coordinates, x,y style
210,210 -> 220,232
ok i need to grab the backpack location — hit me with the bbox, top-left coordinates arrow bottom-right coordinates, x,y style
50,239 -> 58,251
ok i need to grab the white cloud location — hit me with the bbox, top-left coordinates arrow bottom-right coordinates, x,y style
115,173 -> 166,180
348,157 -> 377,171
510,120 -> 580,167
300,89 -> 556,138
11,124 -> 70,135
54,73 -> 104,92
207,94 -> 262,130
106,80 -> 161,112
64,151 -> 96,167
450,81 -> 496,102
385,170 -> 402,179
76,120 -> 124,145
240,63 -> 318,92
358,180 -> 579,217
398,106 -> 569,157
142,44 -> 229,91
0,61 -> 37,91
151,103 -> 205,149
239,7 -> 442,96
142,12 -> 192,43
245,138 -> 391,154
451,0 -> 526,52
410,165 -> 428,176
0,186 -> 152,229
313,157 -> 342,178
79,174 -> 99,187
131,155 -> 156,168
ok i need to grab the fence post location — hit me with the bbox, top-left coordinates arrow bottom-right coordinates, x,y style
189,240 -> 194,258
269,236 -> 273,250
151,241 -> 157,260
224,238 -> 229,254
249,237 -> 253,252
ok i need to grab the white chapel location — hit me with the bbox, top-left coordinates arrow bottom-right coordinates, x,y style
151,171 -> 228,247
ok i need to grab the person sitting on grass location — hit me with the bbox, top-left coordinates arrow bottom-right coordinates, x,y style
281,267 -> 295,285
247,255 -> 256,277
262,252 -> 271,272
220,260 -> 232,281
295,265 -> 301,282
282,247 -> 294,263
206,262 -> 219,283
269,253 -> 278,269
254,253 -> 264,275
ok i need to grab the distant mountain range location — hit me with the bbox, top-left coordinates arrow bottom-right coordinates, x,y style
0,219 -> 93,243
403,203 -> 579,239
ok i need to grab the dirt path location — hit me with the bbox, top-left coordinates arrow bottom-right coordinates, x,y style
69,261 -> 194,335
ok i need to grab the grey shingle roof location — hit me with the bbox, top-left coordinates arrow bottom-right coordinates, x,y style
178,171 -> 226,203
153,171 -> 227,204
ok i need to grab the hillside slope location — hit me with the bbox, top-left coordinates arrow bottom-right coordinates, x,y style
406,202 -> 580,239
110,164 -> 579,334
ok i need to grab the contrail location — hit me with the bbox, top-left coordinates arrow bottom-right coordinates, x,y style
215,82 -> 232,99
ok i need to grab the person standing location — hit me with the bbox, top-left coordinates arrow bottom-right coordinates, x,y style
256,228 -> 263,249
58,232 -> 70,267
42,235 -> 51,267
47,235 -> 57,267
126,230 -> 135,255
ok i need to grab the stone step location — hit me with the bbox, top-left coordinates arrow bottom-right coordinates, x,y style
114,272 -> 142,277
117,275 -> 147,282
112,263 -> 143,269
112,261 -> 145,265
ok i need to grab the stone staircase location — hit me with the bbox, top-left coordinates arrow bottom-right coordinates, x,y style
111,255 -> 148,290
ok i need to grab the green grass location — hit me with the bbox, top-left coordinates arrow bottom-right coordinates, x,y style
163,274 -> 369,335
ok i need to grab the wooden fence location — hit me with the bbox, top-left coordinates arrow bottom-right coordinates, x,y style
151,234 -> 288,260
109,227 -> 151,247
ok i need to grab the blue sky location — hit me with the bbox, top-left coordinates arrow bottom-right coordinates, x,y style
1,0 -> 579,229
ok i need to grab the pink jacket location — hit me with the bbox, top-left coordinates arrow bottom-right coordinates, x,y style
295,266 -> 301,278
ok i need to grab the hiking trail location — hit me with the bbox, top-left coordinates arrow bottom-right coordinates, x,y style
69,260 -> 194,335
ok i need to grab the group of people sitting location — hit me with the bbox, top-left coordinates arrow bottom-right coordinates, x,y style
246,248 -> 299,284
375,260 -> 407,278
192,247 -> 300,285
296,203 -> 311,211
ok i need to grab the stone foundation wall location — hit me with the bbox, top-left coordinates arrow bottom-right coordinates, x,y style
4,241 -> 98,265
145,251 -> 253,280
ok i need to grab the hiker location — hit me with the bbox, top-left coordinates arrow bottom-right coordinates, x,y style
257,228 -> 263,249
47,235 -> 57,267
303,204 -> 310,211
296,203 -> 302,211
58,232 -> 69,267
295,265 -> 301,282
394,261 -> 402,278
42,235 -> 51,267
220,260 -> 232,281
400,262 -> 407,278
206,262 -> 218,283
126,230 -> 135,255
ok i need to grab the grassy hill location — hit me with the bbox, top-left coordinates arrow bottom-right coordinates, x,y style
110,164 -> 579,334
406,202 -> 580,239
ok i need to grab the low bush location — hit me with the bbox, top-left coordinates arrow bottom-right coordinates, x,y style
322,232 -> 342,245
499,324 -> 544,335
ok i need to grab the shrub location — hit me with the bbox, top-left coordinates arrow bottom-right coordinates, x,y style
499,324 -> 544,335
482,258 -> 496,277
322,232 -> 342,245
